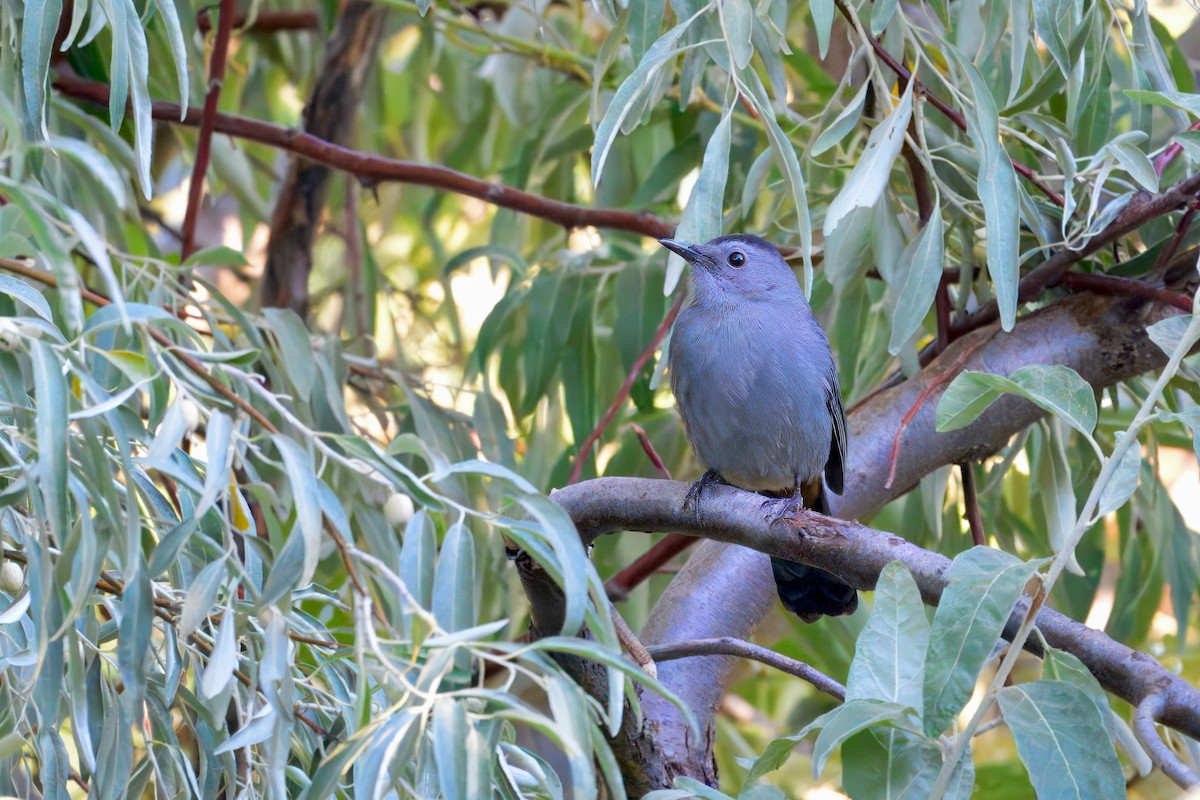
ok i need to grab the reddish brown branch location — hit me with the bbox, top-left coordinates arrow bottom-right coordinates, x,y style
885,336 -> 993,489
51,71 -> 677,241
959,461 -> 985,546
198,9 -> 320,34
181,0 -> 238,261
1060,271 -> 1192,311
1156,202 -> 1199,271
1155,120 -> 1200,178
630,423 -> 671,480
605,534 -> 695,601
567,292 -> 685,484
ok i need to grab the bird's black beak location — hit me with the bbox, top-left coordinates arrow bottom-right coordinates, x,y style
658,238 -> 702,262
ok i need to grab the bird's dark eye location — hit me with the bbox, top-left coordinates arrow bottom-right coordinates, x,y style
728,251 -> 746,267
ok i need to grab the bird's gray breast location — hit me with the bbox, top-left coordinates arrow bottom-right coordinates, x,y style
669,298 -> 834,493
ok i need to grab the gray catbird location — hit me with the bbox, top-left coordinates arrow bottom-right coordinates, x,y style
659,234 -> 858,622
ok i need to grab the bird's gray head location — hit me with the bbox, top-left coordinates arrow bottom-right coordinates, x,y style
659,234 -> 800,299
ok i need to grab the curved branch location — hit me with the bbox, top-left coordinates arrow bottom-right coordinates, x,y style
1133,694 -> 1200,788
647,638 -> 846,701
554,476 -> 1200,758
50,71 -> 677,241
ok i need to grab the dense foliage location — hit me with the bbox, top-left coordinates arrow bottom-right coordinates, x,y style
3,0 -> 1200,796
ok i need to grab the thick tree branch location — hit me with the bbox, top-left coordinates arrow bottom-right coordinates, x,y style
50,71 -> 676,241
553,476 -> 1200,775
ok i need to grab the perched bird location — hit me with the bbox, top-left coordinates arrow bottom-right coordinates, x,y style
659,234 -> 857,622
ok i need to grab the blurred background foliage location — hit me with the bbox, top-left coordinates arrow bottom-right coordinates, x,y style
4,0 -> 1200,795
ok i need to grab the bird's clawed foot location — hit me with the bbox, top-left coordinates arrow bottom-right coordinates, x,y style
767,489 -> 806,526
683,469 -> 726,516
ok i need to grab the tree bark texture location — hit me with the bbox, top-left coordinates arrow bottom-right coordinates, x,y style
261,1 -> 387,314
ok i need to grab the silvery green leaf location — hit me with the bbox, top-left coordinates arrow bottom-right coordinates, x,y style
721,0 -> 754,69
997,681 -> 1124,800
823,77 -> 915,237
31,341 -> 68,542
812,80 -> 870,156
923,547 -> 1041,736
214,706 -> 276,754
263,308 -> 316,402
152,0 -> 189,112
888,201 -> 945,355
953,52 -> 1021,331
179,556 -> 227,639
1037,420 -> 1083,575
273,436 -> 323,587
432,700 -> 468,800
846,561 -> 929,709
810,699 -> 918,776
0,273 -> 54,322
517,494 -> 589,635
399,510 -> 437,610
195,411 -> 233,520
1095,434 -> 1140,518
1110,138 -> 1158,192
870,0 -> 899,35
936,364 -> 1098,439
20,0 -> 62,136
592,10 -> 711,186
665,111 -> 733,295
201,602 -> 237,699
432,520 -> 477,633
628,0 -> 666,63
64,208 -> 128,333
810,0 -> 833,58
1147,314 -> 1200,356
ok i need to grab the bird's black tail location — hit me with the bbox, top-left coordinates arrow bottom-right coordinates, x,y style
771,484 -> 858,623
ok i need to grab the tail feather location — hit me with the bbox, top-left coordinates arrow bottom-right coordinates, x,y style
771,482 -> 858,623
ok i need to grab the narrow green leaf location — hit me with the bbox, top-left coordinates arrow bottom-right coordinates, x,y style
273,436 -> 323,587
997,681 -> 1124,800
1095,434 -> 1140,518
812,81 -> 870,156
432,521 -> 477,633
431,700 -> 468,800
20,0 -> 63,136
923,547 -> 1041,736
721,0 -> 754,69
262,308 -> 316,402
31,341 -> 68,542
888,201 -> 945,355
823,77 -> 915,237
810,0 -> 833,58
665,111 -> 733,295
953,53 -> 1021,331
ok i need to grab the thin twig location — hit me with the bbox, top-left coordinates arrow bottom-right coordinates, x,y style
197,9 -> 320,34
51,70 -> 677,241
181,0 -> 238,261
567,292 -> 685,484
646,637 -> 846,701
885,336 -> 993,489
1155,120 -> 1200,178
959,461 -> 985,546
1059,271 -> 1193,311
1134,694 -> 1200,788
611,604 -> 656,678
629,424 -> 671,480
1155,201 -> 1199,272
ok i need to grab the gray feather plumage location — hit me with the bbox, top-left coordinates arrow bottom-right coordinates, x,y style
661,233 -> 855,622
